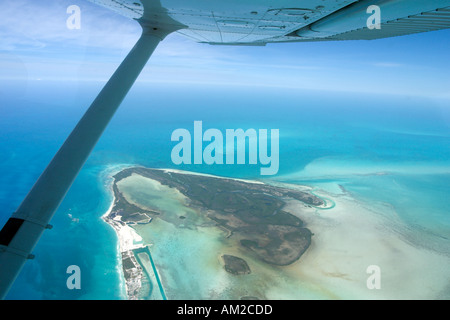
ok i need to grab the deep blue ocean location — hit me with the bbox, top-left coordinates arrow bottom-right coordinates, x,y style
1,79 -> 449,299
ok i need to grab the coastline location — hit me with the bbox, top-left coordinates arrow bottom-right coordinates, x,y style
100,165 -> 321,299
102,203 -> 146,300
101,164 -> 147,300
160,168 -> 265,185
100,165 -> 450,300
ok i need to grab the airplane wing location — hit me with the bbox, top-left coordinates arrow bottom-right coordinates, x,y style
1,0 -> 449,299
90,0 -> 450,45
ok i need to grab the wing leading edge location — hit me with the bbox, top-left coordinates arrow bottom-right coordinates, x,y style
90,0 -> 450,45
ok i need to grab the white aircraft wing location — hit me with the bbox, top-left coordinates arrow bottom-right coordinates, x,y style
90,0 -> 450,45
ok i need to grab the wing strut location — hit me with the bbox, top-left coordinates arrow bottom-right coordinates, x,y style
0,28 -> 170,299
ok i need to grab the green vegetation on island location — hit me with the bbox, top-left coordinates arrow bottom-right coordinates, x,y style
108,167 -> 323,269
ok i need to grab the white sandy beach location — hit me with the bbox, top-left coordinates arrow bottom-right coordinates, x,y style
101,168 -> 145,253
101,168 -> 148,299
161,167 -> 265,184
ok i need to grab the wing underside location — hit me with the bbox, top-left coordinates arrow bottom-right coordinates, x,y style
89,0 -> 450,45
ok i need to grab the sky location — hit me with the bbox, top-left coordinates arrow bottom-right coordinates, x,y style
0,0 -> 450,98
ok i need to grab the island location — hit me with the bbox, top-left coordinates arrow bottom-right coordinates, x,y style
103,166 -> 325,299
221,254 -> 251,275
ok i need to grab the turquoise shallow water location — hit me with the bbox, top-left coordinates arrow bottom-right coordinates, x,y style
0,80 -> 449,299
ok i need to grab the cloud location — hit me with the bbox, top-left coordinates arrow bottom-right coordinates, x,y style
0,0 -> 140,52
373,62 -> 404,68
1,0 -> 449,98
